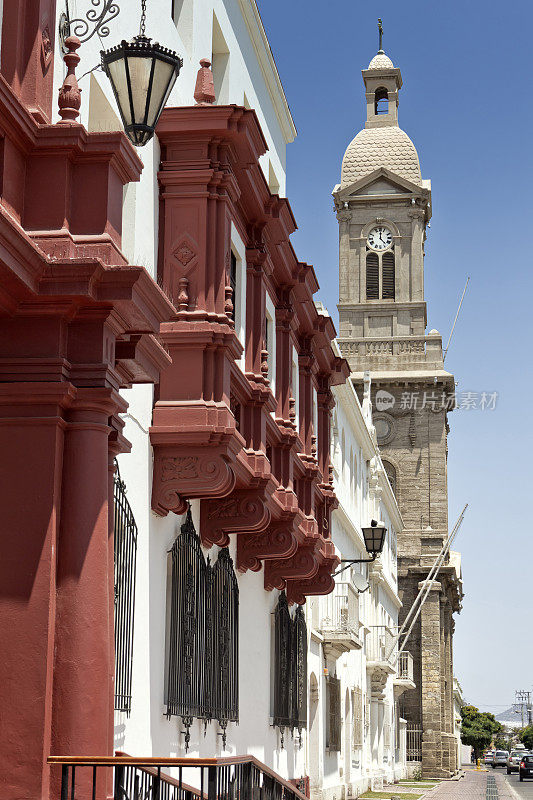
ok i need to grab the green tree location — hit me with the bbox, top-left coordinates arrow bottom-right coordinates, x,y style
519,725 -> 533,750
460,705 -> 502,759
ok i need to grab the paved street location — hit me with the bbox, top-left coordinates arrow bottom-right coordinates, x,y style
423,768 -> 519,800
500,768 -> 533,799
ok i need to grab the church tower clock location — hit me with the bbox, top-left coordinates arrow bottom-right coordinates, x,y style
333,37 -> 462,778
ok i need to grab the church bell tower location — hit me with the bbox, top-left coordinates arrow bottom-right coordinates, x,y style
334,31 -> 463,778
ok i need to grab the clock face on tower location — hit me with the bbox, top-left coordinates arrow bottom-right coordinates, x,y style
367,226 -> 393,251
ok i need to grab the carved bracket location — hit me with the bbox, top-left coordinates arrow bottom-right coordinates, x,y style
151,448 -> 236,516
237,521 -> 298,573
368,666 -> 391,699
285,560 -> 337,605
264,545 -> 319,592
200,489 -> 270,547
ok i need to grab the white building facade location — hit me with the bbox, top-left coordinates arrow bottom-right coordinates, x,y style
19,0 -> 419,794
307,368 -> 414,799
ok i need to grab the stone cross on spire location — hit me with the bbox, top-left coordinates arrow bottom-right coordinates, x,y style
378,18 -> 384,53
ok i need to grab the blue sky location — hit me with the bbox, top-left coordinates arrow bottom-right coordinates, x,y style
256,0 -> 533,712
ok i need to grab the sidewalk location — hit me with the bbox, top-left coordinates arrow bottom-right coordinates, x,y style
426,768 -> 519,800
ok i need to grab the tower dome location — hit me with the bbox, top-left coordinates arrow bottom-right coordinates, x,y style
339,43 -> 422,188
341,126 -> 421,187
368,51 -> 394,70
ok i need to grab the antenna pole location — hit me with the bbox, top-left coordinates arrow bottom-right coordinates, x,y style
444,277 -> 470,362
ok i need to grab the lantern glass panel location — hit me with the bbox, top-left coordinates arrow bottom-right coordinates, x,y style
127,55 -> 153,124
147,58 -> 176,128
107,57 -> 131,125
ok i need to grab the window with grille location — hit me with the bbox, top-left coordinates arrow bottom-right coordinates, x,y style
113,461 -> 138,714
166,508 -> 239,748
273,592 -> 308,742
326,675 -> 342,751
351,687 -> 363,749
366,249 -> 395,300
382,459 -> 397,496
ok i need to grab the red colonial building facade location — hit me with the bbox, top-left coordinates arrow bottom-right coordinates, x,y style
0,3 -> 347,799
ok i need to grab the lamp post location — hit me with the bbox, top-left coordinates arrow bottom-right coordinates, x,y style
334,519 -> 387,577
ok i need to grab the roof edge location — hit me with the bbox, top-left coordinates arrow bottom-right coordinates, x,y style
237,0 -> 297,144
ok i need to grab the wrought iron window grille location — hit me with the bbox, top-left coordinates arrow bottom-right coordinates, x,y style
113,459 -> 138,715
273,592 -> 308,748
166,508 -> 239,750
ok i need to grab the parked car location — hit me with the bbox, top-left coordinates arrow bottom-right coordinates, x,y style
508,750 -> 528,773
519,754 -> 533,781
492,750 -> 509,768
484,751 -> 495,765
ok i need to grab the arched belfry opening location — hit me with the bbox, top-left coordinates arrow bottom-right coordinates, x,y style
375,87 -> 389,115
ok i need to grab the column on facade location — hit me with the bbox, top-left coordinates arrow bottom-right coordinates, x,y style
370,698 -> 381,772
0,377 -> 71,800
337,209 -> 352,308
420,580 -> 444,778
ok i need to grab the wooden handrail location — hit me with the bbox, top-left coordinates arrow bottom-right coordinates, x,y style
47,753 -> 309,800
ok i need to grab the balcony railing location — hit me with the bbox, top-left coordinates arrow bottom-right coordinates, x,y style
366,625 -> 396,664
48,755 -> 309,800
321,581 -> 359,635
398,651 -> 414,683
318,581 -> 360,654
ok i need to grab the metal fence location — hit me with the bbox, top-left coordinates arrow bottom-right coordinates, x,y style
406,723 -> 422,761
48,755 -> 310,800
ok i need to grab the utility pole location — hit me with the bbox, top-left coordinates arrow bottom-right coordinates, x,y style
514,690 -> 532,726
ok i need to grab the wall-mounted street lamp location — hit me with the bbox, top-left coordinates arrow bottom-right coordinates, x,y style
59,0 -> 182,146
334,519 -> 387,577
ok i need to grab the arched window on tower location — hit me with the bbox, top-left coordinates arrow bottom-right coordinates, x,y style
382,460 -> 397,497
366,252 -> 379,299
382,251 -> 395,299
375,87 -> 389,115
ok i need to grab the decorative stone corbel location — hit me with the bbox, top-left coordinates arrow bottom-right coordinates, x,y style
200,489 -> 271,547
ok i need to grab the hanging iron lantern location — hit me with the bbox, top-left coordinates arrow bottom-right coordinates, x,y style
101,35 -> 182,146
101,0 -> 182,146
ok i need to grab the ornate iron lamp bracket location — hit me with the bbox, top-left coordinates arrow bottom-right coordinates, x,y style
59,0 -> 120,50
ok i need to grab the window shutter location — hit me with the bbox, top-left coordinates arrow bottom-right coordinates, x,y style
381,251 -> 395,299
351,687 -> 363,749
366,252 -> 379,299
327,676 -> 341,751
